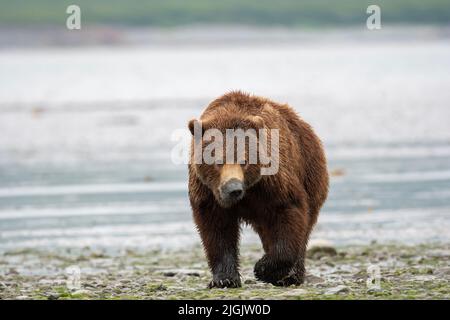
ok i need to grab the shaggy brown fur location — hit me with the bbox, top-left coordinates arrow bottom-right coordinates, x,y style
188,91 -> 329,288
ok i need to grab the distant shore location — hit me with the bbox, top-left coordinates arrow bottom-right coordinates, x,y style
0,25 -> 449,48
2,0 -> 449,28
1,243 -> 448,299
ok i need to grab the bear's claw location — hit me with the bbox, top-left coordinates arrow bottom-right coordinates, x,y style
273,273 -> 303,287
208,276 -> 241,289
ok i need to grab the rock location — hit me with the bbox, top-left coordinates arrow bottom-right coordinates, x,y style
7,268 -> 19,275
305,274 -> 325,285
325,261 -> 335,267
330,168 -> 346,177
72,289 -> 92,296
325,285 -> 349,295
428,249 -> 450,258
307,240 -> 337,259
367,287 -> 382,294
414,275 -> 436,282
244,279 -> 257,285
280,289 -> 308,296
47,294 -> 60,300
352,270 -> 367,280
147,284 -> 167,292
89,251 -> 107,259
435,267 -> 450,276
31,107 -> 46,117
159,269 -> 203,277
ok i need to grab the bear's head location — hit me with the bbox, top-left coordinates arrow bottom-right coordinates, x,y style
188,114 -> 269,208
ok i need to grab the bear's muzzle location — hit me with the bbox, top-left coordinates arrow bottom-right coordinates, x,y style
219,178 -> 245,206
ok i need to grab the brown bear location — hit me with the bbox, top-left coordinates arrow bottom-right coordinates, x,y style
188,91 -> 329,288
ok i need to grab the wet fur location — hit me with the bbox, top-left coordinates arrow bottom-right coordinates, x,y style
188,91 -> 329,287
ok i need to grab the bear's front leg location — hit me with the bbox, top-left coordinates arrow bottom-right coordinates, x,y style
193,207 -> 241,288
254,253 -> 305,286
253,207 -> 308,286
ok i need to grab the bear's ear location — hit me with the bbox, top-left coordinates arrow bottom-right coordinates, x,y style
188,118 -> 212,136
246,115 -> 264,129
188,118 -> 211,136
188,118 -> 200,136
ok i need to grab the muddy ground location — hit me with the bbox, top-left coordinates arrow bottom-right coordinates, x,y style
0,243 -> 448,300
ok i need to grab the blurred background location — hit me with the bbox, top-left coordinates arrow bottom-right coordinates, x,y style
0,1 -> 449,252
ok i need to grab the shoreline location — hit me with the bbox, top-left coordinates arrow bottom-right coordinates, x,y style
1,242 -> 448,300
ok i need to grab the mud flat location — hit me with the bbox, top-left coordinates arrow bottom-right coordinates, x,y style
0,243 -> 448,300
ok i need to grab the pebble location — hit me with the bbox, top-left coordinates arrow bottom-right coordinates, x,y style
325,285 -> 349,295
279,289 -> 308,296
160,269 -> 203,277
305,274 -> 325,285
414,275 -> 436,282
47,294 -> 59,300
435,267 -> 450,276
7,268 -> 19,275
72,289 -> 92,295
307,240 -> 337,259
367,287 -> 382,294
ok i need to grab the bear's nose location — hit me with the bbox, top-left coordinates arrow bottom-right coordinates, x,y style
221,179 -> 244,201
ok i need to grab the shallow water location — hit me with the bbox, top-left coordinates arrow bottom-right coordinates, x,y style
0,36 -> 449,251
